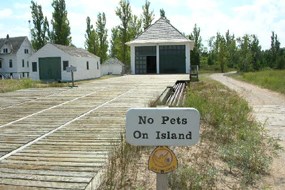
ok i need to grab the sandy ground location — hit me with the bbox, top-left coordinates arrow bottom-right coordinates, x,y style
210,73 -> 285,190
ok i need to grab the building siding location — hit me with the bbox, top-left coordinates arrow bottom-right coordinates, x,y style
29,43 -> 101,81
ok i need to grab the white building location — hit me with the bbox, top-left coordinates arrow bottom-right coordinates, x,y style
101,58 -> 125,76
126,17 -> 194,74
0,35 -> 33,79
29,43 -> 101,81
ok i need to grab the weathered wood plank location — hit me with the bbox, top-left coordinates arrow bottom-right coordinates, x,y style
0,172 -> 91,183
0,178 -> 87,189
0,163 -> 100,172
17,150 -> 109,156
1,160 -> 105,167
0,184 -> 65,190
8,156 -> 107,163
0,168 -> 95,177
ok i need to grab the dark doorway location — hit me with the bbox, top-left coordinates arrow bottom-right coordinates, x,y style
147,56 -> 156,73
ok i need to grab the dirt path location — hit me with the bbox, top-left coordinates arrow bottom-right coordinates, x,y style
210,73 -> 285,189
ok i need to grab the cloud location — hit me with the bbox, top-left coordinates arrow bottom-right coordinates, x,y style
176,0 -> 285,49
0,8 -> 13,19
186,0 -> 218,11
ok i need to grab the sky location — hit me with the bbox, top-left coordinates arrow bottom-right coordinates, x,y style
0,0 -> 284,50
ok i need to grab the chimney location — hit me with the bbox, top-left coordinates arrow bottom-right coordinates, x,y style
6,34 -> 9,39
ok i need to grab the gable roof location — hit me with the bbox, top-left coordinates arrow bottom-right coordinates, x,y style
52,44 -> 99,59
126,17 -> 192,45
103,57 -> 124,65
0,36 -> 27,54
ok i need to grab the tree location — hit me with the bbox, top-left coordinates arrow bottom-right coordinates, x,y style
128,15 -> 142,40
30,0 -> 49,50
142,0 -> 154,30
96,12 -> 108,63
250,35 -> 262,70
276,50 -> 285,69
160,9 -> 165,17
189,24 -> 202,66
217,35 -> 227,73
110,26 -> 120,58
225,30 -> 238,68
270,31 -> 281,68
115,0 -> 132,64
50,0 -> 71,45
207,36 -> 216,66
237,34 -> 252,72
85,16 -> 99,55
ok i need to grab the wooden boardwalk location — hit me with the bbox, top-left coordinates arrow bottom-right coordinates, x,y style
0,75 -> 188,189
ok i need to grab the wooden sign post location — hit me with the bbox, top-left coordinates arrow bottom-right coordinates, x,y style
66,65 -> 77,87
126,108 -> 200,189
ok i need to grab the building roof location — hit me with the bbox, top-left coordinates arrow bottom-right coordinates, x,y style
103,58 -> 124,65
0,36 -> 27,54
126,17 -> 193,45
52,44 -> 99,59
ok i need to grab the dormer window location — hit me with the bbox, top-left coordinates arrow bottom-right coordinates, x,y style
24,49 -> 29,54
3,48 -> 8,53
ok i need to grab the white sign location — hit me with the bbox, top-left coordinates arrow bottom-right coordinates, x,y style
66,66 -> 77,72
126,108 -> 200,146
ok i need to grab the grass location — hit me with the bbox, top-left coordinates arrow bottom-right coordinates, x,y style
233,70 -> 285,94
0,79 -> 37,93
0,78 -> 70,93
0,75 -> 122,93
169,79 -> 281,189
98,133 -> 148,189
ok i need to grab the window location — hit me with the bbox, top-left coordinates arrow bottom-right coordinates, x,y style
0,60 -> 2,68
3,48 -> 8,53
32,62 -> 37,72
86,61 -> 89,70
22,59 -> 25,67
24,49 -> 29,54
63,61 -> 69,71
27,61 -> 29,68
97,62 -> 99,69
9,60 -> 12,68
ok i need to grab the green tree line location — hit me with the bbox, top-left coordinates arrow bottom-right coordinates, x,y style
31,0 -> 284,71
190,25 -> 285,72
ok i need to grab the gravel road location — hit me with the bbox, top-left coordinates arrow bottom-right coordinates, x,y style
211,73 -> 285,190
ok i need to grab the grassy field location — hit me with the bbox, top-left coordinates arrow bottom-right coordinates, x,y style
0,75 -> 120,93
169,80 -> 280,189
233,70 -> 285,94
99,79 -> 280,189
0,78 -> 68,93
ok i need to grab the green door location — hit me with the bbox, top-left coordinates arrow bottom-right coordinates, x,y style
159,45 -> 185,73
39,57 -> 61,81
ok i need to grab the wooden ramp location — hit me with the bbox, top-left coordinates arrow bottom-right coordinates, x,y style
0,75 -> 188,189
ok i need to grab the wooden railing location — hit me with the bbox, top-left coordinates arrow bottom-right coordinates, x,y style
155,80 -> 188,107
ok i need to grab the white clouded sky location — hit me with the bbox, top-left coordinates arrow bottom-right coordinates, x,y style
0,0 -> 284,50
